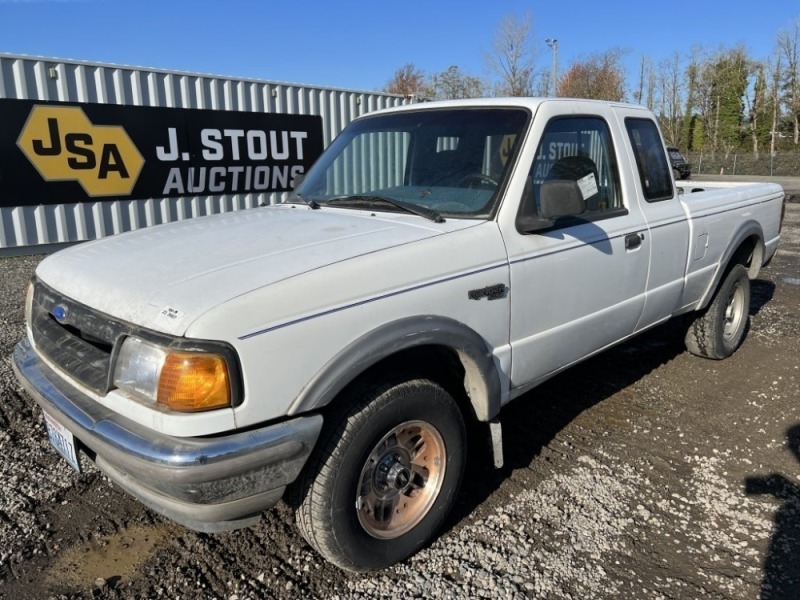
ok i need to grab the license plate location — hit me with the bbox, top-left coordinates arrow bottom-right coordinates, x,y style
43,411 -> 81,473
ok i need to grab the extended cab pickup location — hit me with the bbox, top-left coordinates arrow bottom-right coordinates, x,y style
13,98 -> 785,571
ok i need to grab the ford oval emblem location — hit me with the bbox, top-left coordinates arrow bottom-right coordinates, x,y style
52,305 -> 68,323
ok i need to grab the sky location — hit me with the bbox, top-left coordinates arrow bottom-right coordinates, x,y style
0,0 -> 798,95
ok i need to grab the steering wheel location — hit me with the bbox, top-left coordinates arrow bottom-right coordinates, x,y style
457,173 -> 498,189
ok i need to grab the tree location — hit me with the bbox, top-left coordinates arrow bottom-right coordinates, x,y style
533,71 -> 552,97
485,12 -> 537,96
385,63 -> 426,98
633,55 -> 656,109
746,61 -> 773,156
681,49 -> 701,150
557,49 -> 627,101
694,46 -> 751,156
656,53 -> 683,147
427,66 -> 486,100
777,18 -> 800,144
714,47 -> 750,156
769,52 -> 784,155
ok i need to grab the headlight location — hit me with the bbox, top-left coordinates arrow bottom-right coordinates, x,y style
113,336 -> 232,412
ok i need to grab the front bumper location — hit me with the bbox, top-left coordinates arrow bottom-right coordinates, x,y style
12,338 -> 323,533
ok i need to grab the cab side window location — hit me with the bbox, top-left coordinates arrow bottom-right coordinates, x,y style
519,116 -> 623,229
625,118 -> 674,202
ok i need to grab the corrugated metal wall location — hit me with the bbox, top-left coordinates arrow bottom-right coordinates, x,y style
0,53 -> 408,251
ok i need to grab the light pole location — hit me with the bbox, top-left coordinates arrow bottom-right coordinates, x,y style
545,38 -> 558,96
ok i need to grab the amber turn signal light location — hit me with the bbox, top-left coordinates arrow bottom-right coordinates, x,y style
157,352 -> 231,412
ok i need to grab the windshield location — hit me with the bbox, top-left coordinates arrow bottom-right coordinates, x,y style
288,108 -> 529,219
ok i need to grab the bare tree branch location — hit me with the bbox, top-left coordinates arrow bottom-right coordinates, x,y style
485,12 -> 538,96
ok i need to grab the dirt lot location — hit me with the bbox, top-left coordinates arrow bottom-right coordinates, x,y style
1,198 -> 799,600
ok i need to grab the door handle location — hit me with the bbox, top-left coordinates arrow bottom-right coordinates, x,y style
625,233 -> 644,250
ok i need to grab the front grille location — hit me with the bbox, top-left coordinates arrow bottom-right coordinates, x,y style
30,281 -> 135,394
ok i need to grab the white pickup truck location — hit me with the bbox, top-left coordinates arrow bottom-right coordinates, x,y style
13,98 -> 785,571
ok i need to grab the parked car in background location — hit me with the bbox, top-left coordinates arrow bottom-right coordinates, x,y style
667,146 -> 691,179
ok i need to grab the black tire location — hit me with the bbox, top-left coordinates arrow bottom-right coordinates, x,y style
685,263 -> 750,359
291,376 -> 467,572
673,167 -> 681,181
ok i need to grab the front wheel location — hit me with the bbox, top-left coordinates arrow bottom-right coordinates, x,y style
291,377 -> 466,571
685,263 -> 751,359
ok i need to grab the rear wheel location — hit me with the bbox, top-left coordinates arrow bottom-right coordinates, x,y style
291,376 -> 466,571
685,263 -> 750,359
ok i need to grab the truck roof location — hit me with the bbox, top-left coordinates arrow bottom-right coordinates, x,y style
363,96 -> 654,118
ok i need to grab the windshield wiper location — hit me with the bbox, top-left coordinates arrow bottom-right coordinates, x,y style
285,191 -> 320,210
323,195 -> 444,223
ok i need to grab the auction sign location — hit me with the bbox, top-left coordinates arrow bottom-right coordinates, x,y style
0,99 -> 324,206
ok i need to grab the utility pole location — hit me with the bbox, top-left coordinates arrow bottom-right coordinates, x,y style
545,38 -> 558,96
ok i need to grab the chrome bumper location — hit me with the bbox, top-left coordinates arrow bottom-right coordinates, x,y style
12,338 -> 323,533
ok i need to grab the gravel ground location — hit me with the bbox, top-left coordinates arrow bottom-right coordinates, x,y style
0,199 -> 799,600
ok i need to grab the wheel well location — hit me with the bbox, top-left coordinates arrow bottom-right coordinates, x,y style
730,235 -> 764,279
339,345 -> 479,423
697,229 -> 764,311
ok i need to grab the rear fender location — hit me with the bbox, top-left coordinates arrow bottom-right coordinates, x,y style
696,220 -> 763,310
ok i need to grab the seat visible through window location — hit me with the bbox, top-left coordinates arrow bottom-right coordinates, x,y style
545,155 -> 600,211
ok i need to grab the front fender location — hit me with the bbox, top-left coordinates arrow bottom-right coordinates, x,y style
287,315 -> 502,422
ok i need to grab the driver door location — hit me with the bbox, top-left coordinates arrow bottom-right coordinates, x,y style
503,103 -> 650,390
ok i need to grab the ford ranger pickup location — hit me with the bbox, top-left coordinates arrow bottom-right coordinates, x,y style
12,98 -> 785,571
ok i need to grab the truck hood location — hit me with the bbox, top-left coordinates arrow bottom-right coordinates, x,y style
36,205 -> 476,336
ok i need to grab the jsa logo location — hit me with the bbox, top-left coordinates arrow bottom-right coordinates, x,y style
17,105 -> 144,197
